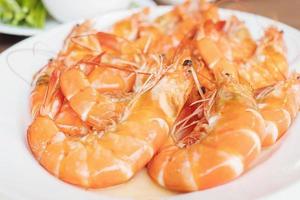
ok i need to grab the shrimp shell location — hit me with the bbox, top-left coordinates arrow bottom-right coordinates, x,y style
148,78 -> 266,192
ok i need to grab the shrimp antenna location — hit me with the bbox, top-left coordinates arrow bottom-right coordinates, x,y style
120,55 -> 168,121
143,36 -> 153,54
170,104 -> 204,144
6,48 -> 54,86
203,90 -> 217,120
190,64 -> 206,99
259,28 -> 287,81
112,58 -> 142,69
255,84 -> 277,99
70,32 -> 101,53
82,60 -> 153,75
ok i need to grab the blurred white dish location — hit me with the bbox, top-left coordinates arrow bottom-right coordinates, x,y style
42,0 -> 131,22
1,6 -> 300,200
156,0 -> 214,4
42,0 -> 156,22
0,18 -> 59,36
156,0 -> 183,4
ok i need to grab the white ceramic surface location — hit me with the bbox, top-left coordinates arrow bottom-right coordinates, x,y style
42,0 -> 156,22
156,0 -> 184,5
0,6 -> 300,200
0,18 -> 59,36
42,0 -> 131,22
156,0 -> 213,5
0,0 -> 155,36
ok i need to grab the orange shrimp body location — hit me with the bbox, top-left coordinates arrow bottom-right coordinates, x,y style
27,59 -> 193,188
32,24 -> 146,134
54,103 -> 90,136
238,27 -> 288,89
87,65 -> 136,94
222,16 -> 257,62
257,75 -> 300,146
30,68 -> 64,119
30,81 -> 49,118
30,22 -> 101,119
60,68 -> 128,131
148,79 -> 266,192
197,37 -> 239,81
31,66 -> 90,137
58,22 -> 102,67
112,8 -> 149,40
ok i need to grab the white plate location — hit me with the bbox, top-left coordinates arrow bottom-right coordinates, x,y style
0,18 -> 59,36
0,0 -> 156,36
1,6 -> 300,200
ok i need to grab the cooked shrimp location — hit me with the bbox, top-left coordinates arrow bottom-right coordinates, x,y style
112,8 -> 150,40
58,21 -> 101,68
196,37 -> 239,81
27,0 -> 298,192
222,16 -> 257,62
60,26 -> 198,131
60,67 -> 129,131
30,66 -> 63,119
30,22 -> 100,119
257,74 -> 300,146
69,31 -> 147,95
32,28 -> 151,135
27,54 -> 193,188
238,27 -> 288,89
129,1 -> 220,58
31,64 -> 89,137
148,78 -> 266,192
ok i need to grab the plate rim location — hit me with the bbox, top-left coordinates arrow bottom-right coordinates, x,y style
1,6 -> 300,200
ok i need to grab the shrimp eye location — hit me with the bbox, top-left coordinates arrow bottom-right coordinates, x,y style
201,86 -> 206,94
160,54 -> 166,59
183,59 -> 193,67
225,72 -> 230,76
297,76 -> 300,80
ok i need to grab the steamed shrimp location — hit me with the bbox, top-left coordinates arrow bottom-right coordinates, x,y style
30,22 -> 99,119
196,19 -> 287,90
32,25 -> 145,129
196,36 -> 239,82
30,65 -> 64,119
257,74 -> 300,146
148,77 -> 266,192
238,27 -> 288,89
31,65 -> 90,137
58,21 -> 102,67
112,0 -> 220,59
60,67 -> 129,131
222,16 -> 257,62
27,52 -> 193,188
112,8 -> 150,40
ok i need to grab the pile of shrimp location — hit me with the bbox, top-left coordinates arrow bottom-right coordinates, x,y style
27,0 -> 300,192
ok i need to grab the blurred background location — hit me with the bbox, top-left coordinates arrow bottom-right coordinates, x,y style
0,0 -> 299,53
